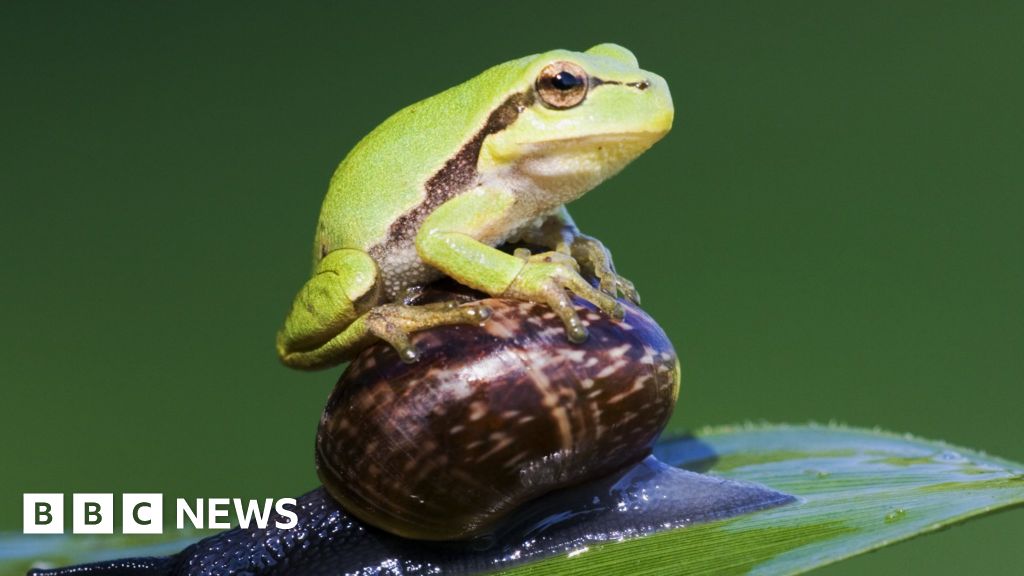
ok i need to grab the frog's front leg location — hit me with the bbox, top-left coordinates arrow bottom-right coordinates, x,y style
276,249 -> 490,368
515,207 -> 640,304
416,188 -> 624,343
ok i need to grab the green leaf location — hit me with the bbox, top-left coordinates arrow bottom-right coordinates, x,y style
0,532 -> 200,575
495,423 -> 1024,575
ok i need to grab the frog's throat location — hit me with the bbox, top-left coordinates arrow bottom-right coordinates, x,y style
481,131 -> 664,208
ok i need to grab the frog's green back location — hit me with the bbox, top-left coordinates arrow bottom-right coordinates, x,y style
315,55 -> 534,261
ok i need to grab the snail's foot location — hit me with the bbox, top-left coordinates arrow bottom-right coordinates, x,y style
366,301 -> 492,363
569,234 -> 641,304
504,250 -> 624,344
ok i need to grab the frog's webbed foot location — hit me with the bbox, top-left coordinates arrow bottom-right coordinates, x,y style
365,301 -> 492,363
504,250 -> 624,343
569,234 -> 641,305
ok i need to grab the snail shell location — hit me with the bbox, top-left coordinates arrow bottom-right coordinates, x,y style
316,294 -> 680,541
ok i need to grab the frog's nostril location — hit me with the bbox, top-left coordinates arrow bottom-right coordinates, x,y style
627,80 -> 650,91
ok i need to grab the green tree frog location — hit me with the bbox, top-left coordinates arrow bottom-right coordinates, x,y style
277,43 -> 673,369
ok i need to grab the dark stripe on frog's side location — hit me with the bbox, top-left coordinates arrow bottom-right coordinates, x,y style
367,91 -> 535,261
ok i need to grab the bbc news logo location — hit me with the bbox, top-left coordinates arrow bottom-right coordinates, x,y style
23,494 -> 298,534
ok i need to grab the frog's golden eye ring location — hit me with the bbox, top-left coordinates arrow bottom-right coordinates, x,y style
536,61 -> 589,109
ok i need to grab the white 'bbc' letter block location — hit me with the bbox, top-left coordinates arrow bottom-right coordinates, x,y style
122,493 -> 163,534
23,493 -> 64,534
73,493 -> 114,534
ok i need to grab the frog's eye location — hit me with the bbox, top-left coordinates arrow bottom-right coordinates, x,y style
536,61 -> 589,109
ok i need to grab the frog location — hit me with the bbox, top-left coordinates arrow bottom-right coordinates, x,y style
277,43 -> 674,370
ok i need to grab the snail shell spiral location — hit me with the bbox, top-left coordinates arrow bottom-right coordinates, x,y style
316,294 -> 680,541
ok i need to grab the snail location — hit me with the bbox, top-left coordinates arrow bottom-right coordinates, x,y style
29,289 -> 793,576
316,286 -> 680,541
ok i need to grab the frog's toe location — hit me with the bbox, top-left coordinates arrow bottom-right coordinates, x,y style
566,272 -> 625,321
591,268 -> 636,303
539,281 -> 590,343
616,275 -> 641,305
596,273 -> 617,295
504,251 -> 629,342
398,345 -> 421,364
570,239 -> 639,304
365,308 -> 418,362
365,301 -> 493,362
472,303 -> 494,322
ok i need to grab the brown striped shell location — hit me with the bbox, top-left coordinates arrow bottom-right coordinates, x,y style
316,295 -> 680,541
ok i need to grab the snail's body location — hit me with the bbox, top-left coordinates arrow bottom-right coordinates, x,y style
28,457 -> 790,576
29,293 -> 794,576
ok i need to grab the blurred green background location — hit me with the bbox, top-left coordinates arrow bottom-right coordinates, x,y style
2,1 -> 1021,574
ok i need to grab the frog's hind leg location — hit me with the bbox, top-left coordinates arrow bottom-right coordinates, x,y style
277,248 -> 383,370
277,248 -> 492,369
283,300 -> 492,368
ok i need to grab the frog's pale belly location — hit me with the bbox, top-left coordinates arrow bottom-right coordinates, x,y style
375,244 -> 443,300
